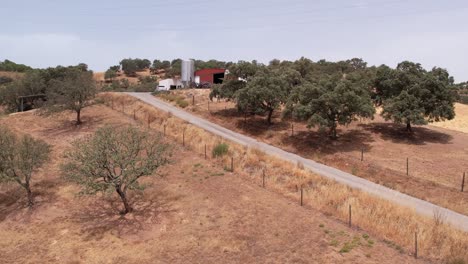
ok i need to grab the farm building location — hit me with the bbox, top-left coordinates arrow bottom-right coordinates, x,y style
156,78 -> 183,91
195,68 -> 225,85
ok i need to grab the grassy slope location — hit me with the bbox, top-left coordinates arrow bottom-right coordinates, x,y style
0,104 -> 423,263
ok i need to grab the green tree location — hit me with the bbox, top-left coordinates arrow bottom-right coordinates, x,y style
287,75 -> 375,139
0,71 -> 46,112
228,60 -> 261,80
152,59 -> 163,69
104,69 -> 117,81
62,126 -> 170,214
236,68 -> 288,124
0,59 -> 33,72
47,70 -> 97,125
209,79 -> 246,101
120,59 -> 138,76
375,61 -> 456,132
0,126 -> 50,207
109,65 -> 120,71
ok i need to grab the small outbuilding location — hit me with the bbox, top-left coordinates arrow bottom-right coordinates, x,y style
194,68 -> 226,85
156,78 -> 183,91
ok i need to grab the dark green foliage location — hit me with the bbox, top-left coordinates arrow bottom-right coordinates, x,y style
120,59 -> 139,76
236,68 -> 289,124
0,76 -> 13,85
109,65 -> 120,71
287,74 -> 375,139
194,59 -> 228,70
212,143 -> 229,158
104,69 -> 117,81
375,61 -> 456,131
0,125 -> 51,207
61,126 -> 170,214
46,70 -> 97,124
0,59 -> 33,72
209,80 -> 246,101
0,71 -> 46,112
228,60 -> 262,80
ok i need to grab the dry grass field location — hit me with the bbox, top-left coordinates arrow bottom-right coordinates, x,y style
0,103 -> 432,263
93,69 -> 162,86
156,89 -> 468,217
0,71 -> 25,80
432,103 -> 468,133
98,93 -> 468,263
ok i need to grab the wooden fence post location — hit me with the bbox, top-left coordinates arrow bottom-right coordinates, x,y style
462,172 -> 465,192
406,158 -> 409,176
300,187 -> 303,206
192,95 -> 195,106
262,170 -> 265,188
361,148 -> 364,161
414,232 -> 418,259
291,123 -> 294,136
231,157 -> 234,172
348,205 -> 352,227
204,144 -> 207,159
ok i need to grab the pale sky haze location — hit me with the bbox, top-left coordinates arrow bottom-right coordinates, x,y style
1,0 -> 467,81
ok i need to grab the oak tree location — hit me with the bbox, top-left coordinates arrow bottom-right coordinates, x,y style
0,126 -> 50,207
62,126 -> 170,214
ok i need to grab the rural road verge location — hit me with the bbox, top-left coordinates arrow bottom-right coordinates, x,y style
127,92 -> 468,232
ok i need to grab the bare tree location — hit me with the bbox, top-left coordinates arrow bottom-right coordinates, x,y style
0,126 -> 51,207
62,125 -> 170,214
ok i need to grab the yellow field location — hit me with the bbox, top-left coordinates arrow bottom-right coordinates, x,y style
431,103 -> 468,133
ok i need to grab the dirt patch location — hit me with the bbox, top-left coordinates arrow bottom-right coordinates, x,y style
0,105 -> 427,263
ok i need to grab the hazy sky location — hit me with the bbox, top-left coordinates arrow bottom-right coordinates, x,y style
1,0 -> 467,81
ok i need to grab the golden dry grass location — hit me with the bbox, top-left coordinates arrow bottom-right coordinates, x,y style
431,103 -> 468,133
0,71 -> 24,80
100,92 -> 468,263
0,103 -> 425,263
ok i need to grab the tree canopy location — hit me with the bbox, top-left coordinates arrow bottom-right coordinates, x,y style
0,59 -> 33,72
375,61 -> 456,131
47,70 -> 97,124
0,126 -> 50,207
62,126 -> 170,214
287,74 -> 375,139
236,68 -> 289,124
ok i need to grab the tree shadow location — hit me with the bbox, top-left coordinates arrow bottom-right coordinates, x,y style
39,115 -> 107,138
72,188 -> 181,240
281,127 -> 375,155
234,116 -> 291,137
0,179 -> 60,222
359,123 -> 453,145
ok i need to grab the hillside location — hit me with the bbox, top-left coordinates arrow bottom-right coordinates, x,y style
93,69 -> 163,85
0,71 -> 25,80
0,104 -> 426,263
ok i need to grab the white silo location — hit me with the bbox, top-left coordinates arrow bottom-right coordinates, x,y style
181,59 -> 195,88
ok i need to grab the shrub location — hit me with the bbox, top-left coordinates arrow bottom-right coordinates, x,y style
176,98 -> 189,108
212,143 -> 229,158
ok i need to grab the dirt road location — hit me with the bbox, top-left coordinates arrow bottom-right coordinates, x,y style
128,92 -> 468,232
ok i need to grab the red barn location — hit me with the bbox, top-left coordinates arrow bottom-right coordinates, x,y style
194,68 -> 225,85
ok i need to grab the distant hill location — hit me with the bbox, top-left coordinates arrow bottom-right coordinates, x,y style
0,60 -> 33,73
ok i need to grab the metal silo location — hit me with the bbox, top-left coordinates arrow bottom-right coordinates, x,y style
181,59 -> 195,88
